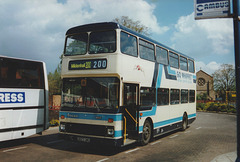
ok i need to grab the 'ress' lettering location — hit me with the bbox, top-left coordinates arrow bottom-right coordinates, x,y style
0,92 -> 25,103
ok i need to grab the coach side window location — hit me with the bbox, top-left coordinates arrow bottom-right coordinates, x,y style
156,46 -> 168,65
157,88 -> 169,106
120,31 -> 138,57
0,58 -> 44,89
139,39 -> 155,62
169,52 -> 179,69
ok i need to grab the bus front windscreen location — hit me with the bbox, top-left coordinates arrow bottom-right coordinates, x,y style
62,77 -> 119,112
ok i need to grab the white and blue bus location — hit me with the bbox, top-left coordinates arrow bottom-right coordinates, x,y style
0,56 -> 49,142
59,22 -> 196,146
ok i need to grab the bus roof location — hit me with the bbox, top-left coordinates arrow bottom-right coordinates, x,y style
0,55 -> 44,63
66,22 -> 194,60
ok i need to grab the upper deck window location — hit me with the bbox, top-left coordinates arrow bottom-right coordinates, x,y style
156,46 -> 168,65
139,39 -> 155,62
120,31 -> 137,57
89,30 -> 116,54
180,56 -> 188,71
188,59 -> 195,73
65,33 -> 88,56
169,52 -> 179,69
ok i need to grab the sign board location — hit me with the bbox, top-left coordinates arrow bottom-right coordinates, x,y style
195,0 -> 230,19
69,59 -> 107,70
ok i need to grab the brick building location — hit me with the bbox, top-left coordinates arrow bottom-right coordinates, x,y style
196,70 -> 216,100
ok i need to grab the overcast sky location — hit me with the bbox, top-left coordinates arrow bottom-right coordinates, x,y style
0,0 -> 234,75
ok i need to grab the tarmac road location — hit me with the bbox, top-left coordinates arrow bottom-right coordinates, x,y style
0,112 -> 237,162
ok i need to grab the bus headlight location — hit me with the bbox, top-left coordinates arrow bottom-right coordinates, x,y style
107,127 -> 114,136
60,123 -> 66,131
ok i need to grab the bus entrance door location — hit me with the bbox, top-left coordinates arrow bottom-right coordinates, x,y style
123,83 -> 139,142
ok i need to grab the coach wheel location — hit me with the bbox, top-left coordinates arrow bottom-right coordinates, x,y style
181,114 -> 188,131
140,120 -> 152,145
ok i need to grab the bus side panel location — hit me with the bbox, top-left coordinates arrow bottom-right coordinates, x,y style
12,128 -> 44,140
0,110 -> 13,141
12,109 -> 44,128
0,110 -> 12,130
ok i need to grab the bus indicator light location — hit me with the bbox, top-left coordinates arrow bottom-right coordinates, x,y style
61,115 -> 65,119
108,118 -> 114,123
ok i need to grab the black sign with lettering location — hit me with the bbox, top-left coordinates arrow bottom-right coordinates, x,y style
69,59 -> 107,70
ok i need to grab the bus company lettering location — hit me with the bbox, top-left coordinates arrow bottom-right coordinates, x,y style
196,1 -> 228,12
0,92 -> 25,104
176,72 -> 193,83
71,62 -> 91,69
67,113 -> 79,118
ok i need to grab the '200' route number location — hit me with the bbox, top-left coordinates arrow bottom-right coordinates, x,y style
93,60 -> 107,69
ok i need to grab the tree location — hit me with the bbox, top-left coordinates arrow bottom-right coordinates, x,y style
213,64 -> 235,102
113,16 -> 150,36
48,64 -> 62,96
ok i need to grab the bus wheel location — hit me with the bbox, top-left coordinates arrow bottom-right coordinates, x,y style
181,114 -> 188,131
140,120 -> 152,145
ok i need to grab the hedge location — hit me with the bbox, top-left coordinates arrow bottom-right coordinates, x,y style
197,102 -> 236,113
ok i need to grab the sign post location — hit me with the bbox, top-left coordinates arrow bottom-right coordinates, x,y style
233,0 -> 240,161
195,0 -> 240,161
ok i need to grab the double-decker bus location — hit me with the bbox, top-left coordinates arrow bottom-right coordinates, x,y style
0,56 -> 49,142
59,22 -> 196,146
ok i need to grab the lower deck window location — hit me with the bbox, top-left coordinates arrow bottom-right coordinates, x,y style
189,90 -> 195,103
170,89 -> 180,105
181,89 -> 188,103
157,88 -> 169,106
140,87 -> 156,106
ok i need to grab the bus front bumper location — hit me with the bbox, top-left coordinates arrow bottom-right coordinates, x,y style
58,133 -> 123,147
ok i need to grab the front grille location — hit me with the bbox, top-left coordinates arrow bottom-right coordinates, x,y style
62,123 -> 111,137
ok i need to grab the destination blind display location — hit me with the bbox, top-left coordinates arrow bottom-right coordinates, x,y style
69,59 -> 107,70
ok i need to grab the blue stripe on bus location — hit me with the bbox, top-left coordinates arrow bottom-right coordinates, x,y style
140,106 -> 157,117
60,111 -> 196,138
156,64 -> 163,88
59,112 -> 122,121
152,62 -> 159,88
114,130 -> 122,137
139,113 -> 196,132
164,65 -> 177,80
188,113 -> 196,119
153,116 -> 182,128
167,66 -> 176,75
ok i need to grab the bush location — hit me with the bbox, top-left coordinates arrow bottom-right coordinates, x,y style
197,103 -> 205,110
204,102 -> 213,111
207,103 -> 221,112
229,108 -> 237,113
50,119 -> 59,126
196,102 -> 236,114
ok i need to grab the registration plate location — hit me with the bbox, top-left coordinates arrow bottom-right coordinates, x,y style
77,137 -> 90,143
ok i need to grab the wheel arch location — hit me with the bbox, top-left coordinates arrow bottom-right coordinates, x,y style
145,117 -> 154,138
182,111 -> 189,131
183,111 -> 188,122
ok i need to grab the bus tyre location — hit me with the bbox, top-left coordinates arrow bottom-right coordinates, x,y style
181,114 -> 188,131
140,120 -> 152,145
